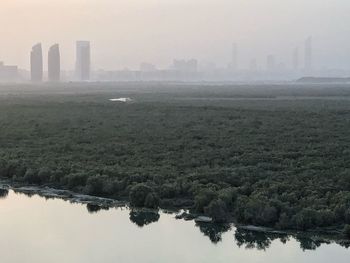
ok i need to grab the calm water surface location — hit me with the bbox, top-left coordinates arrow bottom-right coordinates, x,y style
0,190 -> 349,263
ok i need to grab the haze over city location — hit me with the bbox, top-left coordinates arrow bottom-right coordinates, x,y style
1,0 -> 350,72
1,1 -> 350,263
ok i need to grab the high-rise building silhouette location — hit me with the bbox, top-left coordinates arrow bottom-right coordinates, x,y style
48,44 -> 60,82
304,36 -> 312,71
76,41 -> 90,81
293,47 -> 299,70
231,43 -> 238,70
30,43 -> 43,82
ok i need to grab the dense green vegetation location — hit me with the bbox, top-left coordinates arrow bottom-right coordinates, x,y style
0,83 -> 350,233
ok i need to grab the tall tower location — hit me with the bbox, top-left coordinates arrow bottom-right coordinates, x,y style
75,41 -> 91,81
293,47 -> 299,71
304,36 -> 312,71
48,44 -> 60,82
30,43 -> 43,82
231,43 -> 238,70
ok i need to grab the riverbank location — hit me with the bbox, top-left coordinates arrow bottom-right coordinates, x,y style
0,181 -> 125,209
1,188 -> 349,263
1,180 -> 349,247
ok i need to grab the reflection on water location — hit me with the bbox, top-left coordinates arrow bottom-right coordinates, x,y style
0,188 -> 9,199
129,209 -> 160,227
235,228 -> 282,250
196,222 -> 232,243
86,203 -> 110,214
295,235 -> 326,251
0,188 -> 349,263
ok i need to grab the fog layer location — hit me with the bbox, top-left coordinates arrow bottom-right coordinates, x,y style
0,0 -> 349,70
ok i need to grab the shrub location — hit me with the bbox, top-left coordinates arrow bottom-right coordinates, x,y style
345,209 -> 350,224
194,188 -> 217,212
160,183 -> 177,198
277,213 -> 292,229
344,225 -> 350,238
38,167 -> 52,182
204,199 -> 228,223
144,193 -> 160,208
218,187 -> 238,209
129,183 -> 159,208
85,175 -> 105,195
294,209 -> 318,230
23,169 -> 40,184
0,159 -> 8,177
235,197 -> 278,226
67,173 -> 87,189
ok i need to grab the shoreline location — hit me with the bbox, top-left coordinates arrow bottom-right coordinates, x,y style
0,180 -> 126,209
1,180 -> 349,246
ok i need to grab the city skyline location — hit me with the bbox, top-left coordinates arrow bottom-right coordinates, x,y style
1,1 -> 350,71
20,36 -> 316,74
2,34 -> 345,82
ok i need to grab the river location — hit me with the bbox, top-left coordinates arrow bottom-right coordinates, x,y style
0,189 -> 349,263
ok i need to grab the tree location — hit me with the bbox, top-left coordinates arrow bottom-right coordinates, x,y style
277,213 -> 292,229
294,209 -> 318,230
194,188 -> 217,212
344,225 -> 350,239
129,183 -> 159,208
204,199 -> 228,223
23,168 -> 40,184
85,175 -> 104,195
38,167 -> 52,182
144,192 -> 160,208
0,159 -> 8,177
67,172 -> 87,189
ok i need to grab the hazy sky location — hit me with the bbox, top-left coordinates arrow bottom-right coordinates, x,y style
1,0 -> 350,70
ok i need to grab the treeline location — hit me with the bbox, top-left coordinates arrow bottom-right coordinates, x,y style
1,160 -> 350,234
0,89 -> 350,235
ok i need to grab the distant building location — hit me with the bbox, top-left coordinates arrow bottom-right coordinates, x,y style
305,36 -> 312,71
293,47 -> 299,70
140,62 -> 157,72
231,43 -> 238,70
278,62 -> 286,71
0,62 -> 18,82
30,43 -> 43,82
266,55 -> 275,71
249,59 -> 257,72
172,59 -> 198,72
75,41 -> 90,81
48,44 -> 60,82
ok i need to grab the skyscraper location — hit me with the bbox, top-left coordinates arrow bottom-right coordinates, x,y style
48,44 -> 60,82
30,43 -> 43,82
304,36 -> 312,71
76,41 -> 90,81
